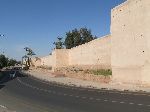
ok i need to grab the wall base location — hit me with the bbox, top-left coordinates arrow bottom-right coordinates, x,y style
112,66 -> 150,86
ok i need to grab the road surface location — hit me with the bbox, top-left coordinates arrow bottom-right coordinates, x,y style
0,71 -> 150,112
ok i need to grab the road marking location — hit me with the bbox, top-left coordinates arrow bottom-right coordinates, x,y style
89,97 -> 94,100
47,90 -> 52,93
120,101 -> 125,104
112,100 -> 117,103
138,104 -> 143,106
29,76 -> 150,97
104,99 -> 108,102
52,91 -> 56,94
82,97 -> 87,99
17,78 -> 149,107
63,94 -> 67,96
57,92 -> 62,95
0,105 -> 7,109
75,96 -> 80,98
129,102 -> 134,105
96,98 -> 101,101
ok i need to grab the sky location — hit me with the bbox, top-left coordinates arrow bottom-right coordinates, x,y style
0,0 -> 126,60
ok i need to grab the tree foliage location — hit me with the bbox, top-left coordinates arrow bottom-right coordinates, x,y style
7,59 -> 18,66
23,47 -> 36,68
64,27 -> 97,49
0,54 -> 19,69
53,37 -> 64,49
24,47 -> 36,56
0,55 -> 8,68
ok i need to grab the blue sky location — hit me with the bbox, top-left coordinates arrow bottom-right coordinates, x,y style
0,0 -> 126,60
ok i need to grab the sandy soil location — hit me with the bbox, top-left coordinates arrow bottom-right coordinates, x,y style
22,69 -> 150,93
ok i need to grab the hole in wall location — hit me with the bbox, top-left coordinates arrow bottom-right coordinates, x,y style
143,51 -> 145,53
128,10 -> 131,13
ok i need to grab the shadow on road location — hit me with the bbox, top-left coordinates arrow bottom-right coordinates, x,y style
0,84 -> 5,89
0,70 -> 28,85
17,71 -> 28,78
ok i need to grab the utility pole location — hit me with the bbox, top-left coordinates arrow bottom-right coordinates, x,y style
0,34 -> 6,54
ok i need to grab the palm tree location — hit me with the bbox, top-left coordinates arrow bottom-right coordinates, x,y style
53,37 -> 64,49
23,47 -> 36,68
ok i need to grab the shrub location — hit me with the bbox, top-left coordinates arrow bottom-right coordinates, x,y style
37,66 -> 52,70
85,69 -> 112,76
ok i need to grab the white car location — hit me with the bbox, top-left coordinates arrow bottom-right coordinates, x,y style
9,71 -> 16,78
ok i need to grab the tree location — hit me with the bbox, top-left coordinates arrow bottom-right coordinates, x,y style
64,32 -> 74,49
7,59 -> 17,66
80,28 -> 93,44
23,47 -> 36,68
72,29 -> 81,47
0,54 -> 19,68
64,27 -> 97,49
0,54 -> 8,68
24,47 -> 36,56
53,37 -> 64,49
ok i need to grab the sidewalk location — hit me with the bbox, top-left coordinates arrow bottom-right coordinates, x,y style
22,69 -> 150,93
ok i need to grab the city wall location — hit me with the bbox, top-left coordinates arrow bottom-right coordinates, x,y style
111,0 -> 150,85
32,0 -> 150,85
69,35 -> 111,69
38,35 -> 111,70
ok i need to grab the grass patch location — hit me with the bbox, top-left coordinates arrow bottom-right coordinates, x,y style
85,69 -> 112,76
37,66 -> 52,70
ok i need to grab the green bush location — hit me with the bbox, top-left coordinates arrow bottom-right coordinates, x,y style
37,66 -> 52,70
85,69 -> 112,76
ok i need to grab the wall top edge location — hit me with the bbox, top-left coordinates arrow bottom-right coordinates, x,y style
111,0 -> 129,12
40,55 -> 52,59
40,34 -> 111,58
69,34 -> 111,50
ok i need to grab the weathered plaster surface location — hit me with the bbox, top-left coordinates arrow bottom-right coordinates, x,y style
38,35 -> 111,70
111,0 -> 150,84
32,0 -> 150,85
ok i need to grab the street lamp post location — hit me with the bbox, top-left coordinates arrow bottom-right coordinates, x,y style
0,34 -> 5,37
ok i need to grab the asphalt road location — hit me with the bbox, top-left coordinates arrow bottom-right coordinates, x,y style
0,71 -> 150,112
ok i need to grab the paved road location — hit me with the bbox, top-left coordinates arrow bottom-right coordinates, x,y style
0,71 -> 150,112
